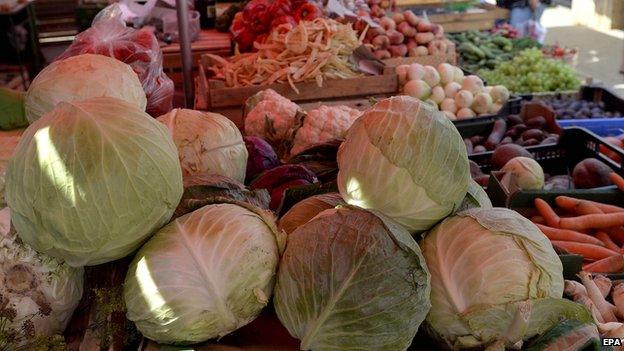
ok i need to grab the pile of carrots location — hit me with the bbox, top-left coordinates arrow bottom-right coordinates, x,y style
533,172 -> 624,273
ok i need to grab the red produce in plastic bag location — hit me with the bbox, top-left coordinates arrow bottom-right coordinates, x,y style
57,4 -> 174,117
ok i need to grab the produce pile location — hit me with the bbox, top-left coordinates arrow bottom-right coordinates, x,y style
479,48 -> 582,94
0,52 -> 602,347
447,30 -> 541,72
565,273 -> 624,337
229,0 -> 323,51
530,185 -> 624,274
537,95 -> 624,120
208,18 -> 361,91
359,10 -> 454,59
397,62 -> 511,120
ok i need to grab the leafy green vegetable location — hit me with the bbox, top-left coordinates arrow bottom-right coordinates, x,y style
274,206 -> 431,350
337,96 -> 470,233
421,207 -> 570,349
6,97 -> 182,266
124,202 -> 285,345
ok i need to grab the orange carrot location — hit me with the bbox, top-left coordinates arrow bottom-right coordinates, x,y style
610,172 -> 624,192
560,213 -> 624,230
580,200 -> 624,214
555,196 -> 603,216
534,198 -> 561,228
583,254 -> 624,273
536,223 -> 605,246
551,241 -> 620,260
531,216 -> 545,224
595,231 -> 620,251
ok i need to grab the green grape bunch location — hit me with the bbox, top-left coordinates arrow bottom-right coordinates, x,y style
479,48 -> 581,94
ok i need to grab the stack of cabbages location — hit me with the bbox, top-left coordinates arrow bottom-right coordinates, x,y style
0,53 -> 598,350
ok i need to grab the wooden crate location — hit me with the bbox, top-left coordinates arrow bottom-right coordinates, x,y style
161,30 -> 232,85
382,51 -> 457,68
195,54 -> 399,124
396,3 -> 509,33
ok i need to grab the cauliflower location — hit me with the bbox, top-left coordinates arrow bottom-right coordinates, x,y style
244,89 -> 302,142
290,105 -> 362,156
0,208 -> 84,346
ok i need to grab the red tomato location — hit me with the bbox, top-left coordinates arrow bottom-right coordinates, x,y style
269,0 -> 292,18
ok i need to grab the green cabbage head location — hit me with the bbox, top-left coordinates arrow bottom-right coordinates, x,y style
157,109 -> 248,183
274,206 -> 431,350
337,96 -> 470,233
5,97 -> 182,266
25,54 -> 147,123
124,202 -> 285,345
421,207 -> 593,349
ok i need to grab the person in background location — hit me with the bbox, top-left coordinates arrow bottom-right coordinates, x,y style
496,0 -> 549,29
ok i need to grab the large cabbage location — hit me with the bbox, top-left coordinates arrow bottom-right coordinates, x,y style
24,54 -> 147,123
157,109 -> 248,183
124,202 -> 285,344
337,96 -> 470,233
421,207 -> 593,349
0,207 -> 83,346
5,97 -> 182,266
274,206 -> 431,350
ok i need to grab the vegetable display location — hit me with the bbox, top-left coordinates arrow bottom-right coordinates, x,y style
421,207 -> 591,349
531,192 -> 624,273
5,97 -> 183,267
124,202 -> 284,344
0,207 -> 84,348
361,10 -> 453,59
24,54 -> 147,123
274,206 -> 431,350
157,109 -> 248,183
209,18 -> 361,92
565,273 -> 624,338
398,63 -> 510,120
479,48 -> 581,94
448,30 -> 516,71
537,95 -> 624,120
230,0 -> 322,52
337,96 -> 470,233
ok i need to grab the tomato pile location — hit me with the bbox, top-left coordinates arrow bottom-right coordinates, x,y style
231,0 -> 323,51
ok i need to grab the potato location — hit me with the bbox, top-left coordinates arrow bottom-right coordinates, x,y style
403,10 -> 420,26
491,144 -> 533,170
372,35 -> 390,49
397,21 -> 417,37
387,30 -> 405,45
388,44 -> 408,57
373,49 -> 391,60
415,32 -> 434,45
379,16 -> 397,31
392,12 -> 406,24
416,20 -> 433,32
572,158 -> 614,189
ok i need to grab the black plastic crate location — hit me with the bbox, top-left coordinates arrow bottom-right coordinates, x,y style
452,95 -> 522,127
484,127 -> 624,208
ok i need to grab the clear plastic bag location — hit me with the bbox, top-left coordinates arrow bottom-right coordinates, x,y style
57,4 -> 174,117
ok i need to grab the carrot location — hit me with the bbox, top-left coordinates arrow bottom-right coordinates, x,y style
534,198 -> 561,228
610,172 -> 624,192
581,200 -> 624,214
583,255 -> 624,273
551,241 -> 619,260
560,213 -> 624,230
596,231 -> 621,251
555,196 -> 603,216
530,216 -> 545,224
535,224 -> 604,246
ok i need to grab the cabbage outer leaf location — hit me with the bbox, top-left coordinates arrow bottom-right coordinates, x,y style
337,96 -> 470,233
460,298 -> 593,348
124,203 -> 283,345
456,180 -> 492,212
274,206 -> 431,350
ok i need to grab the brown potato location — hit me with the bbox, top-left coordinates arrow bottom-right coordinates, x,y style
572,158 -> 614,189
491,144 -> 533,170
